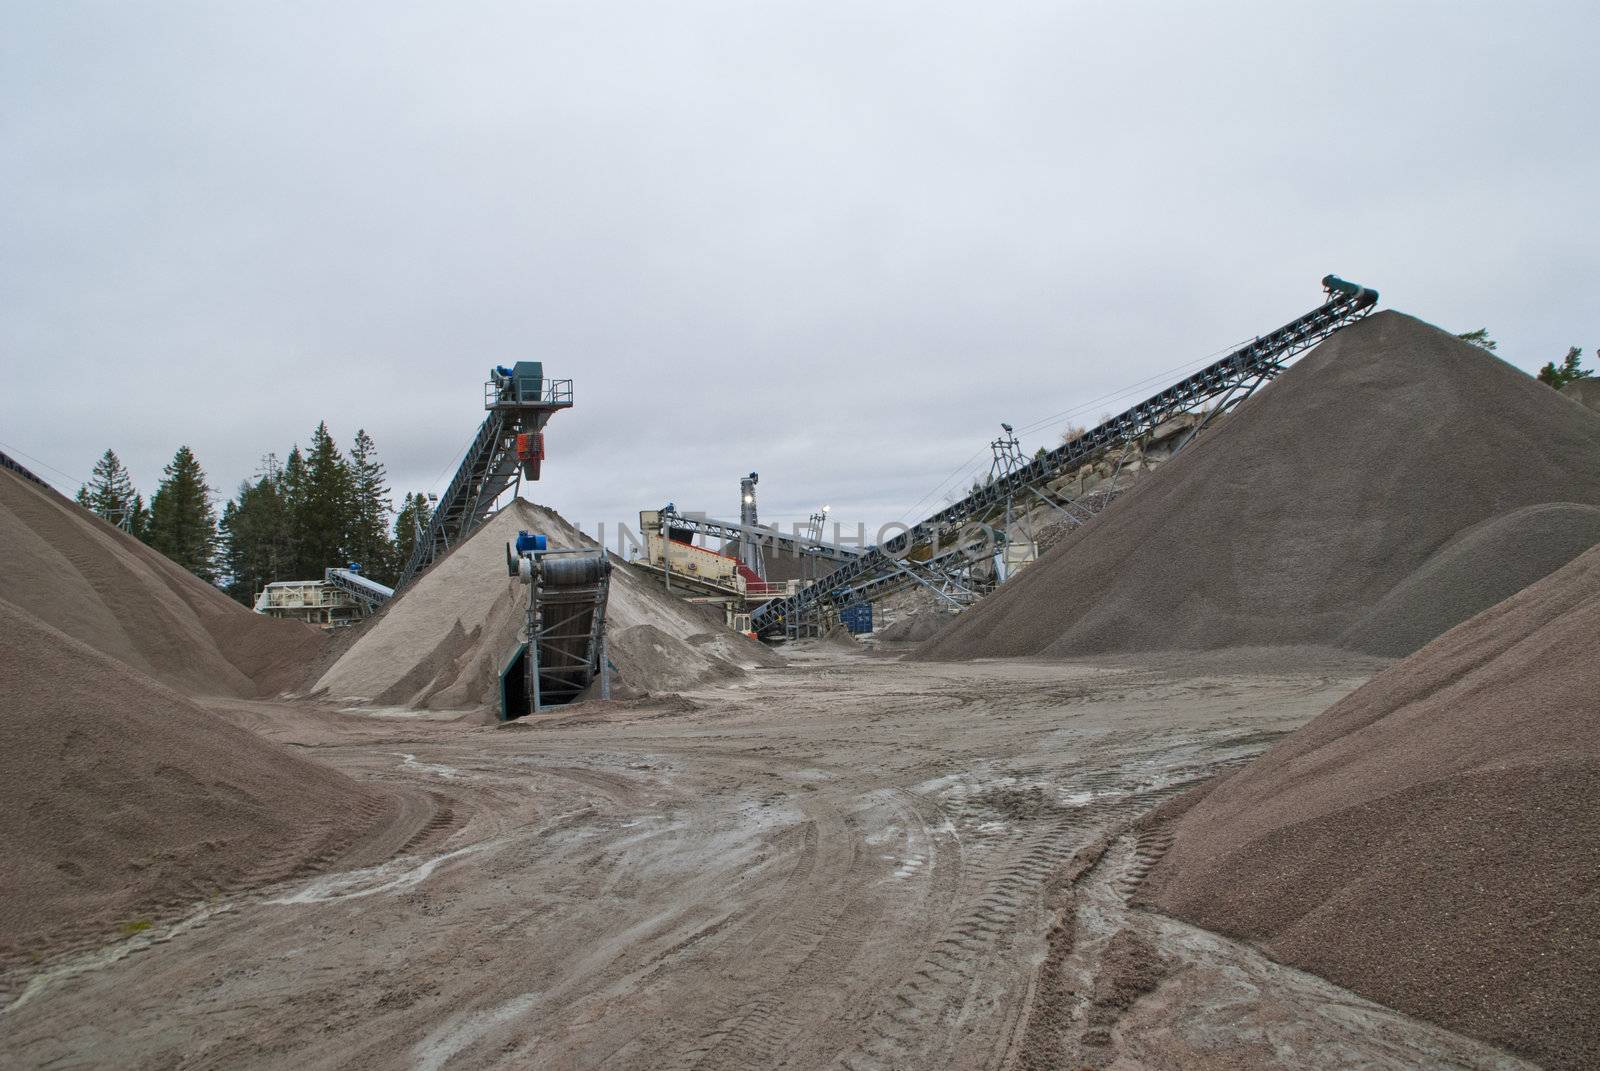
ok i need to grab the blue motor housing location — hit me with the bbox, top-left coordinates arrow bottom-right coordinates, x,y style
515,531 -> 548,555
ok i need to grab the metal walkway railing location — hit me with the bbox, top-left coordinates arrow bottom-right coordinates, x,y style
397,374 -> 574,590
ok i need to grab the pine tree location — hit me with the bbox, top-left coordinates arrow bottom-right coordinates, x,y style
146,446 -> 219,582
346,429 -> 397,583
279,446 -> 308,574
75,449 -> 148,537
1537,346 -> 1595,389
218,454 -> 294,604
287,422 -> 353,575
394,492 -> 434,577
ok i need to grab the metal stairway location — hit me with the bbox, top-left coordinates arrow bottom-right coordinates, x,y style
397,364 -> 573,590
751,275 -> 1379,636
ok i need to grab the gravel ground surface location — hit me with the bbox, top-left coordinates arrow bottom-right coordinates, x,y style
1144,542 -> 1600,1071
0,647 -> 1534,1071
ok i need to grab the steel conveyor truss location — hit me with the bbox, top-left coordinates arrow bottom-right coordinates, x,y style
397,367 -> 573,590
323,567 -> 395,611
659,512 -> 863,563
751,275 -> 1379,636
499,539 -> 612,718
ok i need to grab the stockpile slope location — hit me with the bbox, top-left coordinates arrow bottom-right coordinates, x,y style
1140,543 -> 1600,1070
0,468 -> 323,697
1562,376 -> 1600,414
915,311 -> 1600,661
1339,501 -> 1600,655
0,599 -> 392,965
876,612 -> 953,644
314,500 -> 780,711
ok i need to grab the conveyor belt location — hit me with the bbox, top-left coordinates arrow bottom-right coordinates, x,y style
752,275 -> 1378,636
323,567 -> 394,610
397,368 -> 572,589
660,512 -> 863,563
500,542 -> 612,718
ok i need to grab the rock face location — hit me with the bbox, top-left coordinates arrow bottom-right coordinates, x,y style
915,310 -> 1600,661
1140,541 -> 1600,1071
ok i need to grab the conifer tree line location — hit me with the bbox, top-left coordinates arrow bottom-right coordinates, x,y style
74,425 -> 433,603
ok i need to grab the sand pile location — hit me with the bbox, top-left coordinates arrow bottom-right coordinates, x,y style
0,468 -> 324,697
1562,376 -> 1600,414
875,611 -> 952,644
916,311 -> 1600,662
0,599 -> 392,965
1141,542 -> 1600,1070
314,500 -> 781,711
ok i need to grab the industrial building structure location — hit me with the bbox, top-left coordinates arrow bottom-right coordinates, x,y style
254,565 -> 394,629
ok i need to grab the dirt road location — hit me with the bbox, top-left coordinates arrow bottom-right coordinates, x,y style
0,649 -> 1534,1070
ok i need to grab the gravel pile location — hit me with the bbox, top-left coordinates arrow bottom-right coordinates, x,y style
0,599 -> 391,966
1141,541 -> 1600,1070
915,311 -> 1600,662
314,499 -> 780,712
875,612 -> 953,643
0,467 -> 323,697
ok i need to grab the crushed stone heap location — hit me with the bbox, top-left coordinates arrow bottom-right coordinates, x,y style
0,467 -> 323,697
1140,541 -> 1600,1071
314,499 -> 780,712
0,599 -> 393,966
915,311 -> 1600,661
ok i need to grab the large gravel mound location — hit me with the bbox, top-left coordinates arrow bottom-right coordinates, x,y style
1140,542 -> 1600,1071
1338,501 -> 1600,655
0,599 -> 393,966
915,311 -> 1600,661
0,467 -> 324,697
314,499 -> 780,711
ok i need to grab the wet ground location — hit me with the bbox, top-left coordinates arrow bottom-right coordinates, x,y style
0,649 -> 1534,1070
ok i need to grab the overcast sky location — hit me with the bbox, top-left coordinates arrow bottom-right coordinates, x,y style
4,1 -> 1597,545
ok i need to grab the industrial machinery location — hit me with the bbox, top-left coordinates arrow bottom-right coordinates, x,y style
498,532 -> 612,719
397,362 -> 573,589
738,472 -> 765,579
323,563 -> 394,610
751,275 -> 1380,637
0,449 -> 50,489
255,562 -> 393,628
648,507 -> 861,569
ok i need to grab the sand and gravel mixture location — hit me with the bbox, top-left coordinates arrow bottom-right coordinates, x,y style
0,600 -> 398,967
314,499 -> 780,712
1142,541 -> 1600,1071
916,311 -> 1600,662
0,467 -> 322,697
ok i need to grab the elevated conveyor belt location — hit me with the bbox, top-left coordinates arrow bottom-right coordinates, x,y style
499,538 -> 612,718
397,365 -> 573,590
323,567 -> 395,610
0,449 -> 50,490
751,275 -> 1379,636
660,512 -> 863,563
